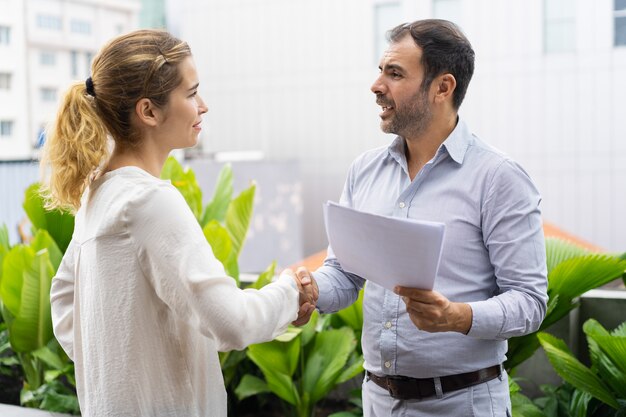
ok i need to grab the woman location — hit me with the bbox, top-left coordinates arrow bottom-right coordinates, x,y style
42,29 -> 314,416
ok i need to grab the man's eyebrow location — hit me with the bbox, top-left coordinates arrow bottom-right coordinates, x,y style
382,63 -> 404,72
187,83 -> 199,91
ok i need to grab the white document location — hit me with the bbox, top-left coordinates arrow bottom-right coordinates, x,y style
323,201 -> 445,291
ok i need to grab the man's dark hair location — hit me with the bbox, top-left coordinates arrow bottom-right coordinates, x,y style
388,19 -> 475,109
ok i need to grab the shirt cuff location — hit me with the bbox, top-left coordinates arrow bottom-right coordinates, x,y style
312,270 -> 336,314
466,298 -> 505,340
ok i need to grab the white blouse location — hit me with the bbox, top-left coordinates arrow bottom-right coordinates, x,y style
50,166 -> 298,417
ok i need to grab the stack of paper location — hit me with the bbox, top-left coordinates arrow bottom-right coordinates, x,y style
323,201 -> 446,291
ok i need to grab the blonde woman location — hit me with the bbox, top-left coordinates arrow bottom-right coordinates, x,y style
42,29 -> 315,417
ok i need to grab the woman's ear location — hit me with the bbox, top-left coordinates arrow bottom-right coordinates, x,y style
433,73 -> 457,104
135,98 -> 160,127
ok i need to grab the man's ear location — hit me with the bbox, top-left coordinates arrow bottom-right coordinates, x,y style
135,98 -> 160,127
433,73 -> 456,104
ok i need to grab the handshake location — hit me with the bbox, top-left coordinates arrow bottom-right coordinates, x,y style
285,267 -> 319,326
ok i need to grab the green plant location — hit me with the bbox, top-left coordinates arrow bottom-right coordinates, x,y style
161,157 -> 254,285
506,238 -> 626,372
538,319 -> 626,417
235,310 -> 364,417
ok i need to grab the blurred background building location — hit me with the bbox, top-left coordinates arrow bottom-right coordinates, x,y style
1,0 -> 625,269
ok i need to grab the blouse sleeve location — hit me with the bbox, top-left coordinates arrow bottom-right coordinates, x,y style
50,240 -> 77,360
127,183 -> 298,351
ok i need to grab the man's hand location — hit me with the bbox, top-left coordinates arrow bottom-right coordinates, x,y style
291,267 -> 319,326
394,286 -> 472,334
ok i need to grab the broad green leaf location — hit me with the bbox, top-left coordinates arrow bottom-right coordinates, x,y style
235,374 -> 270,400
0,224 -> 9,250
336,353 -> 364,384
203,220 -> 238,283
200,164 -> 233,226
23,183 -> 74,253
248,334 -> 301,377
569,389 -> 593,417
225,184 -> 255,256
511,389 -> 547,417
250,261 -> 276,290
31,230 -> 62,272
303,327 -> 357,403
328,413 -> 360,417
247,335 -> 301,405
160,157 -> 203,220
274,326 -> 302,343
1,246 -> 31,315
31,345 -> 64,370
9,249 -> 55,352
538,332 -> 619,409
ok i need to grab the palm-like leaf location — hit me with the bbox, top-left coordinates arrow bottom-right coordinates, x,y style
537,332 -> 620,409
249,261 -> 276,290
584,320 -> 626,398
203,220 -> 239,283
545,237 -> 589,273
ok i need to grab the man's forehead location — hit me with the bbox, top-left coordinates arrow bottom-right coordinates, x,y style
380,35 -> 421,68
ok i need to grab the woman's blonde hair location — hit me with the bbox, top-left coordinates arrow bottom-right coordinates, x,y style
40,29 -> 192,212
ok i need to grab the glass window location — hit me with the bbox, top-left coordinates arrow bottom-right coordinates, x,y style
36,14 -> 62,31
616,0 -> 626,46
0,73 -> 10,90
40,88 -> 57,102
70,50 -> 78,77
374,2 -> 403,62
85,52 -> 93,75
40,51 -> 56,66
0,25 -> 10,44
544,0 -> 576,53
70,19 -> 91,35
0,120 -> 13,137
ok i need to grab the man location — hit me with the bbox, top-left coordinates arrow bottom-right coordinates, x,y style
297,19 -> 548,416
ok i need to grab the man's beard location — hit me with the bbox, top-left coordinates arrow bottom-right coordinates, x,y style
380,88 -> 432,138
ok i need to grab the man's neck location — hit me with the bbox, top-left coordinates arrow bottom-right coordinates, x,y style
404,113 -> 458,180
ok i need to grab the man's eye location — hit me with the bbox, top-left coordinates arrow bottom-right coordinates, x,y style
392,72 -> 401,78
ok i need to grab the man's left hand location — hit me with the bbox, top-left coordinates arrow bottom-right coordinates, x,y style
394,286 -> 472,334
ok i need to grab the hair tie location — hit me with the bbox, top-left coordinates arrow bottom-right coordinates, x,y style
85,77 -> 96,97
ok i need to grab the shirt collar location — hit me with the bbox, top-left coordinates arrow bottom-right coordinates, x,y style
386,117 -> 472,165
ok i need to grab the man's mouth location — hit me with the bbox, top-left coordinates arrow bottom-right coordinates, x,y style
379,105 -> 394,118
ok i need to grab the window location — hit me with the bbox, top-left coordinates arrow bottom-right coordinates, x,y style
616,0 -> 626,46
36,14 -> 62,31
0,25 -> 10,44
544,0 -> 576,53
0,73 -> 10,90
374,2 -> 402,62
0,120 -> 13,138
40,87 -> 57,102
70,19 -> 91,35
85,52 -> 93,75
70,50 -> 78,77
40,51 -> 56,66
433,0 -> 463,26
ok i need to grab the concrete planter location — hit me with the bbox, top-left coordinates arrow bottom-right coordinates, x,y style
0,404 -> 73,417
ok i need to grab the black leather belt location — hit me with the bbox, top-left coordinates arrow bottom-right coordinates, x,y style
366,364 -> 502,400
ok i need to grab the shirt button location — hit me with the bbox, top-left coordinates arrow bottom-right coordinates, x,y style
399,202 -> 406,208
384,361 -> 391,368
385,321 -> 392,329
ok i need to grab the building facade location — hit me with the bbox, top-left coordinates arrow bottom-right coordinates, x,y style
170,0 -> 626,253
0,0 -> 139,161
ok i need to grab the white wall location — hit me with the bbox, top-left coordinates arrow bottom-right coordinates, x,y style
175,0 -> 626,254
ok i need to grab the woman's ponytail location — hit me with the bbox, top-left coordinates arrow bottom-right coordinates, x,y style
40,81 -> 109,213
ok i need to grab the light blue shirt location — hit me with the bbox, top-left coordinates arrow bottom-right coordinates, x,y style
314,119 -> 548,378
